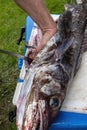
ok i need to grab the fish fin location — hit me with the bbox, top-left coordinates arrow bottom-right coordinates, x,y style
56,37 -> 75,60
56,10 -> 73,60
74,27 -> 87,75
81,27 -> 87,53
74,53 -> 82,76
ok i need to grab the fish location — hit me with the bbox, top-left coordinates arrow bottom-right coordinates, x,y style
16,2 -> 87,130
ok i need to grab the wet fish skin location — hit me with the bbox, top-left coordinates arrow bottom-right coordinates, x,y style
17,3 -> 87,130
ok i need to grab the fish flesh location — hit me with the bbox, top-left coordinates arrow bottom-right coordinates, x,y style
16,2 -> 87,130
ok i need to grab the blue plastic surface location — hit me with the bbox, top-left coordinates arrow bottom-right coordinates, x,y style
18,58 -> 23,69
25,15 -> 87,130
18,16 -> 34,69
49,111 -> 87,130
18,78 -> 24,83
25,16 -> 34,42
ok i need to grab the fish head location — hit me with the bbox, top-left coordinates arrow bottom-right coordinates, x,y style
23,66 -> 66,130
37,63 -> 68,128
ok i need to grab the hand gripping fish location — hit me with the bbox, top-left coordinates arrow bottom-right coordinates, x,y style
16,2 -> 87,130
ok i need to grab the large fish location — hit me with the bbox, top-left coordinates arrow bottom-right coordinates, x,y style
16,2 -> 87,130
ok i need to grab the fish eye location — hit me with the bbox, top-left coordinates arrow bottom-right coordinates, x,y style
50,96 -> 60,110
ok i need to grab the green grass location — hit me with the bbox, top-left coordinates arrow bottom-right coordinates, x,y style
0,0 -> 26,129
0,0 -> 74,129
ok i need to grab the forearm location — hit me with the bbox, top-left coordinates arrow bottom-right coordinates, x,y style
14,0 -> 57,33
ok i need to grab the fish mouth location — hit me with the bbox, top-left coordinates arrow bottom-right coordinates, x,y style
36,100 -> 49,130
22,100 -> 49,130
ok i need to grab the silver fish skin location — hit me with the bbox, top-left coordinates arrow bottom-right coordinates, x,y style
17,2 -> 87,130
